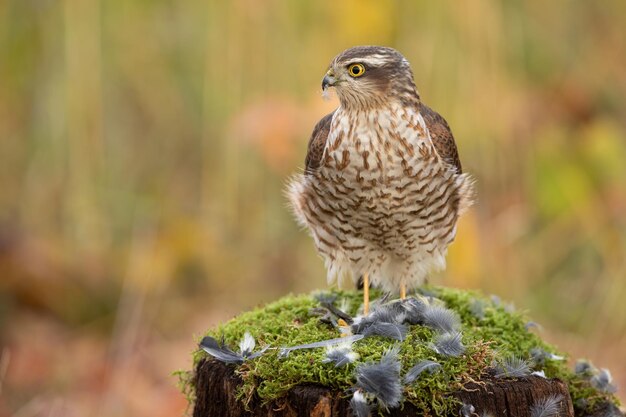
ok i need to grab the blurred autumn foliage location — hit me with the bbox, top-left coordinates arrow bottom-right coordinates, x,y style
1,1 -> 625,416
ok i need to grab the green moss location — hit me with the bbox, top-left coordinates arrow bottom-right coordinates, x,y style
173,368 -> 195,414
187,286 -> 619,415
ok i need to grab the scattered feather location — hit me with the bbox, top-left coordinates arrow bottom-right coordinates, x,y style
431,332 -> 465,357
574,359 -> 597,377
530,394 -> 563,417
350,302 -> 407,340
404,360 -> 442,384
355,346 -> 403,410
530,348 -> 564,365
400,297 -> 427,324
591,369 -> 617,394
322,302 -> 354,324
199,336 -> 245,364
360,322 -> 407,341
199,334 -> 269,364
469,299 -> 487,320
489,294 -> 515,311
493,355 -> 532,378
309,307 -> 337,326
309,306 -> 331,317
350,390 -> 372,417
525,321 -> 543,331
596,402 -> 622,417
574,397 -> 588,410
490,295 -> 501,306
421,305 -> 461,333
532,370 -> 547,378
460,403 -> 475,417
370,302 -> 406,323
278,334 -> 364,358
313,291 -> 337,305
322,342 -> 359,367
239,332 -> 255,356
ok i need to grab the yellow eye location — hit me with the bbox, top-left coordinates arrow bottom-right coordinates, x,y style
348,63 -> 365,77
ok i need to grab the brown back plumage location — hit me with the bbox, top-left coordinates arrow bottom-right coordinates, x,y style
420,104 -> 463,174
304,112 -> 334,175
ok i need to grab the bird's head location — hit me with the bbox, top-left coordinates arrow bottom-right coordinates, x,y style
322,46 -> 420,109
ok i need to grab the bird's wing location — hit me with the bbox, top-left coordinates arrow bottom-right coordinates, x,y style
304,111 -> 335,174
420,104 -> 463,174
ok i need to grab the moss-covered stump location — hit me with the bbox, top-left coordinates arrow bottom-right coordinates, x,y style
186,287 -> 622,417
194,360 -> 574,417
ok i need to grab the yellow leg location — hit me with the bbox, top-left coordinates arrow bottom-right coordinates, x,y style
363,273 -> 370,315
400,281 -> 406,300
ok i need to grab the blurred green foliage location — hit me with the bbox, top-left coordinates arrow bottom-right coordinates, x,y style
0,1 -> 625,415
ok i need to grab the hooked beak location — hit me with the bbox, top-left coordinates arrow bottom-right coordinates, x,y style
322,72 -> 337,90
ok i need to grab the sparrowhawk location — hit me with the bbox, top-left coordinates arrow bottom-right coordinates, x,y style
288,46 -> 474,312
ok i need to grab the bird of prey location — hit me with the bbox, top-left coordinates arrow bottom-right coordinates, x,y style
288,46 -> 474,313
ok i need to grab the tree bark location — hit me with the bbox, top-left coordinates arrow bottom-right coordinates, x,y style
193,358 -> 624,417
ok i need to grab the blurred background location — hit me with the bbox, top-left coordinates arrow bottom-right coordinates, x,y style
1,1 -> 625,416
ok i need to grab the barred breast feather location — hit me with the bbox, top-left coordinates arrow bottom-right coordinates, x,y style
288,102 -> 474,293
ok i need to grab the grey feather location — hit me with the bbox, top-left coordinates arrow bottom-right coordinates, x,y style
530,394 -> 563,417
355,346 -> 403,409
404,360 -> 442,384
400,297 -> 427,324
309,307 -> 338,326
349,391 -> 372,417
322,344 -> 358,367
460,403 -> 475,417
421,305 -> 461,333
591,369 -> 617,394
530,348 -> 550,365
574,359 -> 596,377
431,332 -> 465,357
369,303 -> 406,323
322,301 -> 354,324
199,334 -> 269,364
313,292 -> 338,305
493,355 -> 532,378
199,336 -> 244,364
530,348 -> 564,365
246,345 -> 270,360
595,403 -> 622,417
360,322 -> 407,341
469,299 -> 487,320
351,302 -> 407,340
525,321 -> 542,331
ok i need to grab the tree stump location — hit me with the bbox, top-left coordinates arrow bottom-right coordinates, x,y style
189,289 -> 624,417
192,358 -> 620,417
